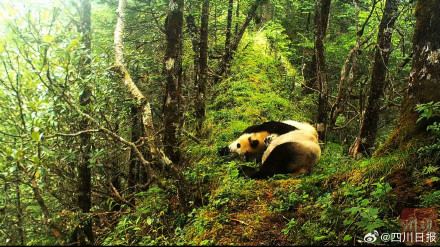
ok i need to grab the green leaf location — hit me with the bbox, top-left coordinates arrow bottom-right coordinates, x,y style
344,206 -> 361,214
32,156 -> 40,164
43,34 -> 55,43
146,217 -> 153,225
31,131 -> 41,142
313,236 -> 328,241
230,168 -> 239,177
361,199 -> 370,206
343,235 -> 352,241
9,166 -> 16,174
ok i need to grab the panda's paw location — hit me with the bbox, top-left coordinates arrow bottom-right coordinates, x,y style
264,135 -> 276,147
239,165 -> 258,177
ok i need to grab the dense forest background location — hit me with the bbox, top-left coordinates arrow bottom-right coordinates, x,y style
0,0 -> 439,245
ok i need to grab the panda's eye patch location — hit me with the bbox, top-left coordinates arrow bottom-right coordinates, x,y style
250,139 -> 259,148
237,143 -> 241,148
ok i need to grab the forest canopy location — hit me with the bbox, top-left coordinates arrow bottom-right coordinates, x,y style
0,0 -> 439,245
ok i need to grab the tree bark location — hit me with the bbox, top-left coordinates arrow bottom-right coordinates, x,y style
128,105 -> 140,201
195,0 -> 210,135
220,0 -> 234,78
352,0 -> 399,157
186,13 -> 199,81
15,176 -> 24,246
77,0 -> 94,244
235,0 -> 240,35
314,0 -> 331,142
163,0 -> 184,164
302,54 -> 317,95
376,0 -> 440,156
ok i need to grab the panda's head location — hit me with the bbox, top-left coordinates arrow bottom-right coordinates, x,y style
227,131 -> 269,160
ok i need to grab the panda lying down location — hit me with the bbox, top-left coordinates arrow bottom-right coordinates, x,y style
219,120 -> 321,179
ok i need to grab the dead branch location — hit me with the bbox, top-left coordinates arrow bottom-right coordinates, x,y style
333,114 -> 360,130
45,129 -> 100,138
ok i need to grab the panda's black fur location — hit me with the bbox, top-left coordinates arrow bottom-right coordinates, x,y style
221,120 -> 321,179
242,121 -> 298,135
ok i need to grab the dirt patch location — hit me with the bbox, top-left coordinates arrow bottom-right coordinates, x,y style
216,199 -> 293,246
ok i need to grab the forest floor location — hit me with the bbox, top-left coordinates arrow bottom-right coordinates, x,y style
206,180 -> 300,245
184,179 -> 299,245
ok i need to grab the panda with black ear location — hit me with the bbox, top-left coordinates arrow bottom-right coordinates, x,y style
218,121 -> 299,163
220,120 -> 321,179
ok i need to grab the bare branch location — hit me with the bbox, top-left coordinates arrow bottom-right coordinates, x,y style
45,129 -> 100,138
357,0 -> 378,37
333,114 -> 360,130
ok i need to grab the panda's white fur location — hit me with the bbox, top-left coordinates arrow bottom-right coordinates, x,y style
281,120 -> 319,141
262,129 -> 321,171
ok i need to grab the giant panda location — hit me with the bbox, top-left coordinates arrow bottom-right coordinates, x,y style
220,120 -> 321,179
219,121 -> 299,163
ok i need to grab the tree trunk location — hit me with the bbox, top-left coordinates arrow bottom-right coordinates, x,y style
220,0 -> 234,77
15,176 -> 24,246
302,53 -> 317,95
230,0 -> 266,57
195,0 -> 210,135
235,0 -> 240,35
186,14 -> 199,83
351,0 -> 399,157
77,0 -> 94,244
376,0 -> 440,156
163,0 -> 184,164
128,105 -> 140,200
314,0 -> 331,142
215,0 -> 266,82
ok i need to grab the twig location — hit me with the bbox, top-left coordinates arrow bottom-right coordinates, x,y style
230,218 -> 254,228
181,129 -> 201,144
44,129 -> 100,138
0,130 -> 25,138
333,114 -> 360,130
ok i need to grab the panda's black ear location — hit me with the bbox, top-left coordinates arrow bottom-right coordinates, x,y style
218,146 -> 230,156
250,139 -> 259,148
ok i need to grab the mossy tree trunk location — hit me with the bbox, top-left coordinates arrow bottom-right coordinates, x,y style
128,105 -> 140,203
314,0 -> 331,142
302,53 -> 317,95
352,0 -> 399,157
222,0 -> 234,75
163,0 -> 184,164
195,0 -> 210,135
77,0 -> 94,244
235,0 -> 240,35
375,0 -> 440,156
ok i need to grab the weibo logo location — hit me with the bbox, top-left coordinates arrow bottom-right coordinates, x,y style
364,230 -> 379,243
